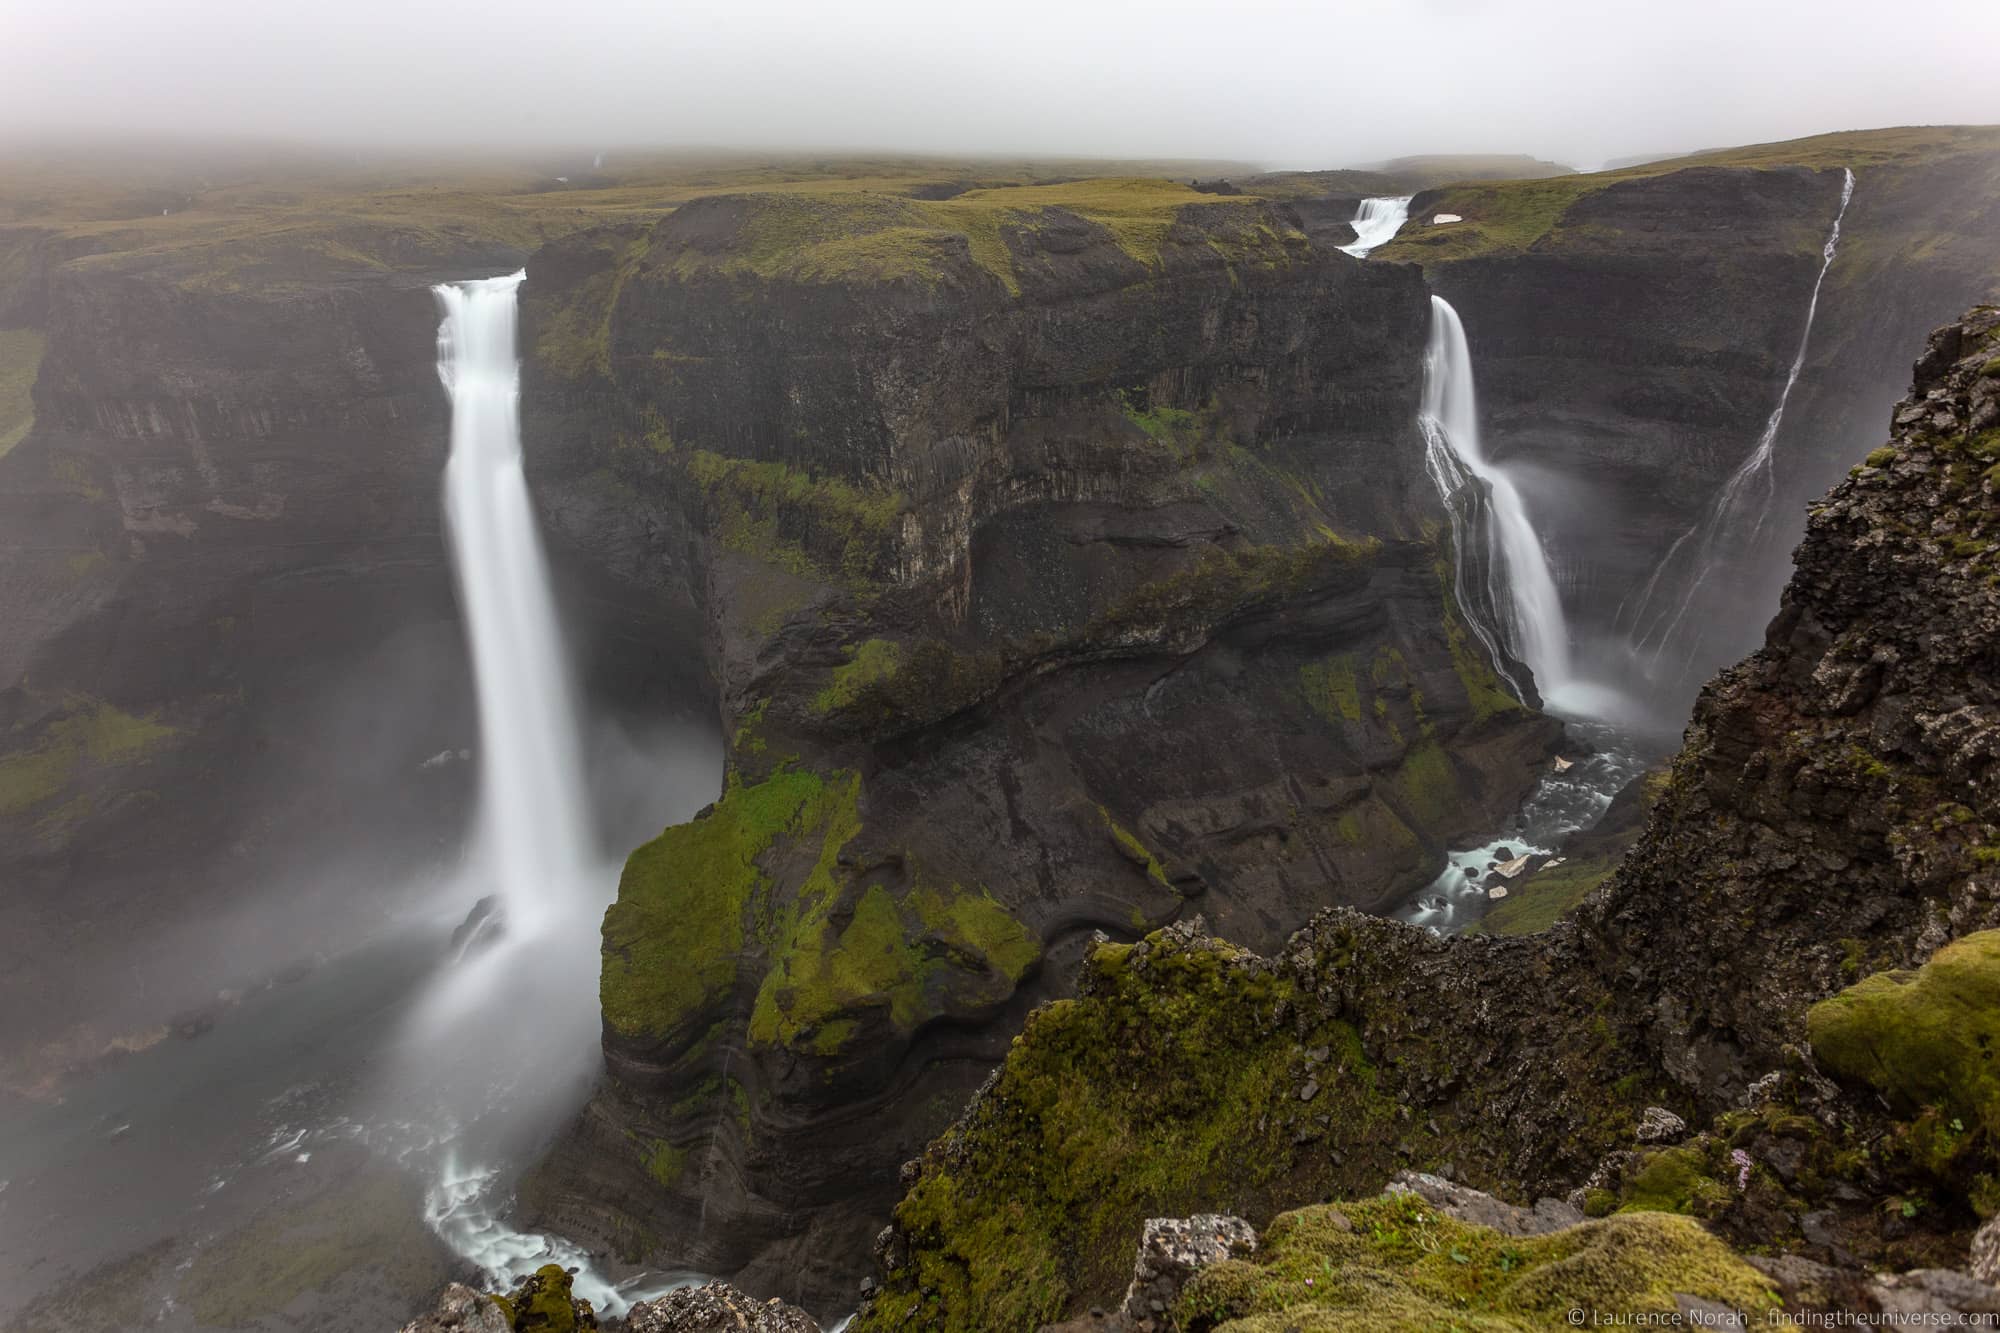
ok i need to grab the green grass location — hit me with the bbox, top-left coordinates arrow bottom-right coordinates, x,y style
1389,739 -> 1459,830
656,178 -> 1294,293
682,448 -> 905,585
1481,857 -> 1617,936
0,328 -> 44,456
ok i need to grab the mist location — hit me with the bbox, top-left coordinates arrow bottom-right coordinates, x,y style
4,0 -> 1997,169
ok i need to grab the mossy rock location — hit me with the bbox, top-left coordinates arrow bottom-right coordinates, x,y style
1807,930 -> 2000,1139
1175,1194 -> 1777,1331
490,1264 -> 597,1331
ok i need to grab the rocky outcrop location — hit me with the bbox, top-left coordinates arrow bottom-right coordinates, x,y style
849,307 -> 2000,1327
514,182 -> 1565,1307
625,1282 -> 821,1333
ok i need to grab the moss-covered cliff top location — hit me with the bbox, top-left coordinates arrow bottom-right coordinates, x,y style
1375,123 -> 2000,262
0,145 -> 1263,296
648,178 -> 1299,292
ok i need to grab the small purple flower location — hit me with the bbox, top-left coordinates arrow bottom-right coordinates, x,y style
1731,1149 -> 1753,1190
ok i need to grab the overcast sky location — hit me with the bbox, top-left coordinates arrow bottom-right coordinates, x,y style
3,0 -> 1996,169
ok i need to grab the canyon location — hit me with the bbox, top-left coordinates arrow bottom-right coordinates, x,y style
0,127 -> 1997,1330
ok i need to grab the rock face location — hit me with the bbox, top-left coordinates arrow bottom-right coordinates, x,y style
0,199 -> 711,1095
850,306 -> 2000,1328
625,1282 -> 821,1333
1382,130 -> 2000,703
512,182 -> 1563,1307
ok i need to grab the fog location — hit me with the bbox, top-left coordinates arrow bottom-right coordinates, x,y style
3,0 -> 1996,168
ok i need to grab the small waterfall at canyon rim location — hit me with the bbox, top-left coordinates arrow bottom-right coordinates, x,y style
1623,168 -> 1857,674
1339,195 -> 1414,258
1402,295 -> 1646,933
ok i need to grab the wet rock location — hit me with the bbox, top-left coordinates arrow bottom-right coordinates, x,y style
1635,1107 -> 1687,1144
399,1284 -> 510,1333
1384,1171 -> 1583,1236
625,1281 -> 821,1332
1118,1215 -> 1256,1323
1868,1269 -> 2000,1316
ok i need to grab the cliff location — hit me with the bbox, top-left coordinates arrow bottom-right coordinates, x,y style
852,305 -> 2000,1328
1378,126 -> 2000,703
511,179 -> 1563,1308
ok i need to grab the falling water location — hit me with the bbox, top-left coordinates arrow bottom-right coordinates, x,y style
1421,294 -> 1576,703
436,272 -> 596,932
1340,195 -> 1414,258
403,272 -> 693,1315
1625,168 -> 1856,669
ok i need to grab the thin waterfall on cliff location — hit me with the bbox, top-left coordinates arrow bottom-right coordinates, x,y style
1339,195 -> 1414,258
1623,167 -> 1857,667
1420,294 -> 1575,703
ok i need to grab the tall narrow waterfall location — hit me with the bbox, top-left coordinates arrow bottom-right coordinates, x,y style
1624,168 -> 1856,668
1340,195 -> 1414,258
1421,294 -> 1574,704
437,271 -> 596,929
403,272 -> 670,1313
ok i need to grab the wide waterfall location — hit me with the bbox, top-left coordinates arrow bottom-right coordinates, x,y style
1420,294 -> 1576,704
1624,168 -> 1857,671
1340,195 -> 1414,258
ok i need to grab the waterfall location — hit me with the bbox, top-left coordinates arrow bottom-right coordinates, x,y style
1421,294 -> 1574,703
397,271 -> 693,1315
436,271 -> 596,934
1625,168 -> 1856,668
1340,195 -> 1414,258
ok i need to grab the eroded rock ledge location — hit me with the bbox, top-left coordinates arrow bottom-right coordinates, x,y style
844,308 -> 2000,1329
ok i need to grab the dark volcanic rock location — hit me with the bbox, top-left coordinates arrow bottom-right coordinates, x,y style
625,1282 -> 820,1333
848,307 -> 2000,1328
514,190 -> 1562,1309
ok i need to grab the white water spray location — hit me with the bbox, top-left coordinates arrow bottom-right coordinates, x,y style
1421,295 -> 1576,704
1626,168 -> 1856,667
1339,195 -> 1413,258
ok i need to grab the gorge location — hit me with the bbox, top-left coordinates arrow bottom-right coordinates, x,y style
1,124 -> 1998,1333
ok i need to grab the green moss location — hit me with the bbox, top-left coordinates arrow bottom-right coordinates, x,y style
643,1138 -> 688,1188
658,179 -> 1292,293
1176,1194 -> 1777,1331
600,765 -> 833,1039
0,327 -> 44,457
1616,1145 -> 1732,1216
1866,446 -> 1900,468
1433,552 -> 1524,723
1389,739 -> 1458,830
1100,805 -> 1174,889
1120,392 -> 1204,460
749,845 -> 1039,1054
1808,930 -> 2000,1141
815,638 -> 903,714
683,448 -> 905,585
491,1264 -> 596,1332
0,695 -> 178,816
1299,654 -> 1362,724
1482,857 -> 1616,936
855,933 -> 1387,1332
